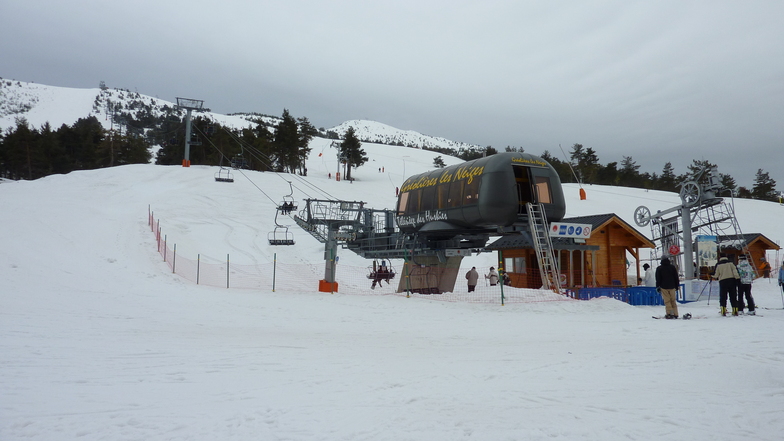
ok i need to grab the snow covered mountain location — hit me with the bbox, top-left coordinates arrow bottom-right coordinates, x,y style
329,120 -> 479,151
0,78 -> 481,152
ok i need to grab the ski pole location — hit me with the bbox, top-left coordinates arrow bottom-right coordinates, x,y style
696,278 -> 710,302
707,279 -> 713,305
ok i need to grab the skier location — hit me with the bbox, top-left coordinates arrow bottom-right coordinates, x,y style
736,255 -> 756,315
778,261 -> 784,288
712,254 -> 741,316
465,267 -> 479,292
642,263 -> 655,287
654,257 -> 680,319
485,267 -> 499,286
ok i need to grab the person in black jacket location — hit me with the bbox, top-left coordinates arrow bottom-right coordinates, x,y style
655,257 -> 680,319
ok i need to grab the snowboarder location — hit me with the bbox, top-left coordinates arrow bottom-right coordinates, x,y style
465,267 -> 479,292
736,255 -> 756,315
712,254 -> 741,316
655,257 -> 680,319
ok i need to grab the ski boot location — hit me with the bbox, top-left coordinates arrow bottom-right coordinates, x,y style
732,307 -> 739,316
720,306 -> 727,316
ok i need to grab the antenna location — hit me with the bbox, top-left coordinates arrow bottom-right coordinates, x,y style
559,144 -> 586,200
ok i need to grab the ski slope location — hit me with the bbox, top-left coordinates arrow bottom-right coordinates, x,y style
2,140 -> 784,440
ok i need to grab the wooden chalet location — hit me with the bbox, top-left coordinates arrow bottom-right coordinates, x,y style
486,213 -> 655,289
714,233 -> 780,278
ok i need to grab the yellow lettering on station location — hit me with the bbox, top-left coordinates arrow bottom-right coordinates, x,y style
511,157 -> 547,167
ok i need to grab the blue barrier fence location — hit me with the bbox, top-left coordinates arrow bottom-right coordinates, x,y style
568,285 -> 687,306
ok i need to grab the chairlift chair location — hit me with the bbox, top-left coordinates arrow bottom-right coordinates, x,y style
231,145 -> 248,169
214,166 -> 234,183
276,182 -> 298,214
214,155 -> 234,182
367,259 -> 396,288
268,199 -> 296,245
231,154 -> 248,169
268,226 -> 295,246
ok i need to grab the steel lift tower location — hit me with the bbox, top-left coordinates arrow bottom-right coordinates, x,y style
633,166 -> 754,287
175,97 -> 205,167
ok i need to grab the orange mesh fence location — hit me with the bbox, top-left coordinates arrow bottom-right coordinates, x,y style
148,209 -> 575,304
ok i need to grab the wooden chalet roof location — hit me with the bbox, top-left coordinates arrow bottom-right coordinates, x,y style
485,213 -> 654,251
716,233 -> 780,250
561,213 -> 656,248
484,234 -> 599,251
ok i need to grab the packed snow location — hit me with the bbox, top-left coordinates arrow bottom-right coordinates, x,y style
2,138 -> 784,441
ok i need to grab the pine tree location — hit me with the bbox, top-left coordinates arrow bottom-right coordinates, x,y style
296,117 -> 316,175
273,109 -> 300,173
570,144 -> 600,184
751,169 -> 778,201
1,118 -> 37,179
597,161 -> 619,186
719,174 -> 737,194
619,156 -> 642,187
540,150 -> 573,183
659,162 -> 677,192
339,127 -> 367,181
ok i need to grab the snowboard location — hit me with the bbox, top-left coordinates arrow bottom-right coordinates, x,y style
652,313 -> 700,320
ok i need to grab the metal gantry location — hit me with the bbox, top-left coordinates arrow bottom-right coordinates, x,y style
634,166 -> 754,278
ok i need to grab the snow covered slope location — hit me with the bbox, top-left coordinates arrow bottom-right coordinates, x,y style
2,136 -> 784,440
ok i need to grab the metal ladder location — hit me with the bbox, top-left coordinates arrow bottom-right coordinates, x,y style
526,203 -> 561,292
694,199 -> 756,275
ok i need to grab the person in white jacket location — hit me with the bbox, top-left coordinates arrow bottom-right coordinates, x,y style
736,255 -> 756,314
485,267 -> 499,286
642,263 -> 656,287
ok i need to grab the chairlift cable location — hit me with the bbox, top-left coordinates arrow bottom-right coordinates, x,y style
190,125 -> 279,206
218,126 -> 342,201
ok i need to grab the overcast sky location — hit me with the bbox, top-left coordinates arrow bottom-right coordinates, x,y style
2,0 -> 783,188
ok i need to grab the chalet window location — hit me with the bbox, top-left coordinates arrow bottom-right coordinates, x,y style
505,257 -> 527,274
